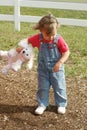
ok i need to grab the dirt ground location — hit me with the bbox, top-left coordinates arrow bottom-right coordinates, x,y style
0,62 -> 86,130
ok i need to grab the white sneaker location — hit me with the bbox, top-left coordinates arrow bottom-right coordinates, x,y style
35,106 -> 46,115
58,107 -> 66,114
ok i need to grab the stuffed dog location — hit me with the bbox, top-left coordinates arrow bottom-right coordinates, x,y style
0,39 -> 34,74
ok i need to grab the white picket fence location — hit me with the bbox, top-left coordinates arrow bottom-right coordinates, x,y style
0,0 -> 87,31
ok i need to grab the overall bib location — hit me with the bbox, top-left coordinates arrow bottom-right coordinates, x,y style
37,34 -> 67,107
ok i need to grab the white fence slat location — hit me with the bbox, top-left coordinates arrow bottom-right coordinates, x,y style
0,0 -> 14,6
0,14 -> 14,21
20,15 -> 87,27
20,0 -> 87,11
20,15 -> 40,23
58,18 -> 87,27
14,0 -> 20,31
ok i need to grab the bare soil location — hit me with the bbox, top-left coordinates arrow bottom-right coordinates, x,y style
0,63 -> 86,130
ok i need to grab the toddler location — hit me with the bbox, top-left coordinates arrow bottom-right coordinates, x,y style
20,14 -> 70,115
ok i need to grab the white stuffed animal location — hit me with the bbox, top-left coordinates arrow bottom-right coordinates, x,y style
0,39 -> 34,74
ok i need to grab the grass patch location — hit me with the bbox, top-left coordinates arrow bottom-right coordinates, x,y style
0,6 -> 87,19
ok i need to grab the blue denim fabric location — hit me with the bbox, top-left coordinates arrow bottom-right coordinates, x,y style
37,34 -> 67,107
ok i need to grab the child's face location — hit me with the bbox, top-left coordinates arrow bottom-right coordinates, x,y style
41,24 -> 57,41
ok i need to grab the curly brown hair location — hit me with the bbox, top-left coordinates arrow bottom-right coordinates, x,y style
33,13 -> 59,34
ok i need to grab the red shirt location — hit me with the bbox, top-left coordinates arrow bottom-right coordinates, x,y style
28,33 -> 69,54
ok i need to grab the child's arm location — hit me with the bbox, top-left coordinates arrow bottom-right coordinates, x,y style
53,50 -> 70,72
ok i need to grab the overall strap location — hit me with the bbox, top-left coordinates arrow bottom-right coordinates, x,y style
53,34 -> 59,45
53,34 -> 60,57
39,33 -> 43,43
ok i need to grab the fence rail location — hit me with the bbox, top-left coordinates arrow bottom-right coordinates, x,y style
0,0 -> 87,31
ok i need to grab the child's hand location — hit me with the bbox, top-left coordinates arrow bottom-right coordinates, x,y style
16,47 -> 23,53
53,51 -> 70,72
53,61 -> 62,72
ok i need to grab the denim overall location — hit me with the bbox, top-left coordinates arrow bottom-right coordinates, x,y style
37,34 -> 67,107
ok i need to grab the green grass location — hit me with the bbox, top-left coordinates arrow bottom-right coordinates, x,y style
0,6 -> 87,19
0,6 -> 87,78
21,8 -> 87,19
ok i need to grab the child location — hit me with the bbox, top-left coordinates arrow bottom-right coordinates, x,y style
19,13 -> 70,115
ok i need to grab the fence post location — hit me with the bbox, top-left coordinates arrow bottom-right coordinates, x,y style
14,0 -> 20,31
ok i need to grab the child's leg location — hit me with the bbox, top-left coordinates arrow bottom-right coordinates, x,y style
37,70 -> 51,107
50,70 -> 67,107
